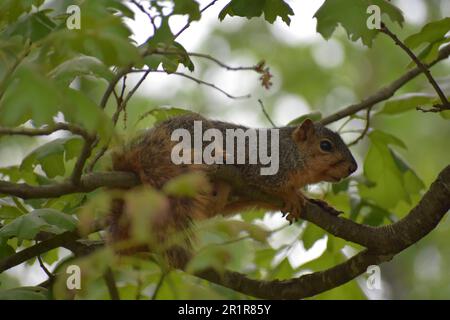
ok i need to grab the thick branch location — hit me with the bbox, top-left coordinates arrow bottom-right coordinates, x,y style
0,171 -> 140,199
1,166 -> 448,299
0,231 -> 79,273
195,250 -> 391,299
194,166 -> 450,299
215,165 -> 450,254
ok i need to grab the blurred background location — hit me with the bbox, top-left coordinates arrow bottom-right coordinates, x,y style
0,0 -> 449,299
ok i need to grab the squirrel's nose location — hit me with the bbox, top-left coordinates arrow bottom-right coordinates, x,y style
348,159 -> 357,174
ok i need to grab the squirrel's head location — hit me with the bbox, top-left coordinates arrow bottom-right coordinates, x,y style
292,119 -> 357,184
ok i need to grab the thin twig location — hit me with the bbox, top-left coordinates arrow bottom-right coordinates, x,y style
347,106 -> 373,147
37,255 -> 54,279
320,45 -> 450,125
151,272 -> 167,300
173,0 -> 219,39
155,50 -> 259,72
88,70 -> 152,172
71,136 -> 95,185
380,23 -> 449,112
100,64 -> 134,110
134,266 -> 143,300
130,0 -> 158,31
130,69 -> 251,99
258,99 -> 276,127
103,267 -> 120,300
0,40 -> 32,102
337,117 -> 353,133
119,75 -> 127,105
113,70 -> 151,125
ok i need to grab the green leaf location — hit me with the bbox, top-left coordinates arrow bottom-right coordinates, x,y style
368,130 -> 406,149
0,209 -> 77,243
0,287 -> 48,300
263,0 -> 294,25
41,0 -> 141,68
219,0 -> 265,21
0,0 -> 35,23
390,150 -> 425,195
0,166 -> 41,185
147,17 -> 174,48
407,37 -> 450,67
0,66 -> 62,127
405,17 -> 450,49
163,172 -> 210,197
441,110 -> 450,119
301,222 -> 325,250
187,239 -> 254,274
61,87 -> 114,139
135,107 -> 193,128
197,218 -> 269,244
254,248 -> 276,269
379,93 -> 435,114
240,208 -> 266,222
287,112 -> 322,126
42,248 -> 59,265
21,136 -> 83,178
173,0 -> 201,21
0,204 -> 23,219
314,0 -> 404,47
358,130 -> 422,210
7,11 -> 56,42
124,188 -> 168,242
0,243 -> 15,259
332,179 -> 350,194
270,257 -> 294,280
34,208 -> 78,231
219,0 -> 294,25
361,203 -> 390,226
48,56 -> 114,87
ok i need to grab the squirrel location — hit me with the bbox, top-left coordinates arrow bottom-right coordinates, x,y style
110,112 -> 357,268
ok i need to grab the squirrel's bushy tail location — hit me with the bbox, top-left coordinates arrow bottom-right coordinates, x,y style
109,123 -> 224,268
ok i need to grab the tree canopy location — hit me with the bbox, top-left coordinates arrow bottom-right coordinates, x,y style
0,0 -> 449,300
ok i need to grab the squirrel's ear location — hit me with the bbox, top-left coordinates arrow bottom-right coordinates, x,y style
293,118 -> 315,142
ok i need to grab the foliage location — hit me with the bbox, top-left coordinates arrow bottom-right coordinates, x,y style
0,0 -> 449,300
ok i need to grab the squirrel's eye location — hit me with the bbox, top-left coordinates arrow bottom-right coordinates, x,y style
320,140 -> 333,152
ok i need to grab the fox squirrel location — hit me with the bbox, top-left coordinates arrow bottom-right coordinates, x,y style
110,112 -> 357,267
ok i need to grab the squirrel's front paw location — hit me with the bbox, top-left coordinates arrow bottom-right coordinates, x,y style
307,198 -> 342,216
281,194 -> 305,224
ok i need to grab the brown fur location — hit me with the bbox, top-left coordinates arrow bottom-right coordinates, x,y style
109,113 -> 357,267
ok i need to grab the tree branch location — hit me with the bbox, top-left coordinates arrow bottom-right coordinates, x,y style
320,45 -> 450,125
173,0 -> 219,39
195,250 -> 390,299
103,267 -> 120,300
380,23 -> 449,112
0,231 -> 79,273
0,171 -> 140,199
130,69 -> 251,100
1,166 -> 448,299
71,136 -> 95,185
346,105 -> 373,147
0,123 -> 91,139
